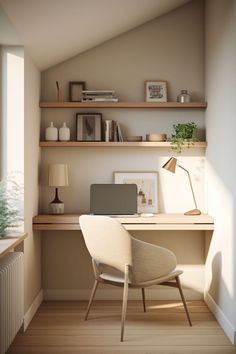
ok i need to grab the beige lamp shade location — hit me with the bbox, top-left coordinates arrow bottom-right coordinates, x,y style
162,157 -> 177,173
48,164 -> 69,187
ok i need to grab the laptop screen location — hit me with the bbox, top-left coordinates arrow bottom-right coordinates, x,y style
90,184 -> 137,215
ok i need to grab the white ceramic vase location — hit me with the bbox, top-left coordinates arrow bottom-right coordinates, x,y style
45,122 -> 58,141
59,122 -> 70,141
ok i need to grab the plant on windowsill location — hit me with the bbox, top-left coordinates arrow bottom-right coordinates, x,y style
0,176 -> 23,238
170,122 -> 197,153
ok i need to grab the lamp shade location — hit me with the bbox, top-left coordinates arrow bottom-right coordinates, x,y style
162,157 -> 177,173
48,164 -> 69,187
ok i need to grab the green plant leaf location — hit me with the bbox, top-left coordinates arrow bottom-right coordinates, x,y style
0,176 -> 23,237
170,122 -> 197,153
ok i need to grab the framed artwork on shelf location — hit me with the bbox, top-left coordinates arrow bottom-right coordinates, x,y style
69,81 -> 85,102
76,113 -> 102,141
113,171 -> 159,213
145,80 -> 167,102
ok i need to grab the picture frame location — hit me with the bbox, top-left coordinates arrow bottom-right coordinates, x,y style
113,171 -> 159,213
76,113 -> 102,141
145,80 -> 167,102
69,81 -> 86,102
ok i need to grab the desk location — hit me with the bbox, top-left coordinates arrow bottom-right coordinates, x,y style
35,215 -> 213,299
33,214 -> 214,231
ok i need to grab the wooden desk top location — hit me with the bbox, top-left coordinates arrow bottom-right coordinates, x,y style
0,233 -> 27,257
33,214 -> 214,231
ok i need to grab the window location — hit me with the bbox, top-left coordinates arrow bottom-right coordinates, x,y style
0,46 -> 24,226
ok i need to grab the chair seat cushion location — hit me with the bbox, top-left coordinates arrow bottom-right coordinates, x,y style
100,272 -> 126,284
99,269 -> 183,288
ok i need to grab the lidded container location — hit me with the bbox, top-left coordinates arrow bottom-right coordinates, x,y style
177,90 -> 191,103
45,122 -> 58,141
59,122 -> 70,141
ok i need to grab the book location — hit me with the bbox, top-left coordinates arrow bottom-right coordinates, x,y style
117,123 -> 123,142
82,97 -> 118,102
82,90 -> 115,96
113,121 -> 118,142
82,90 -> 118,102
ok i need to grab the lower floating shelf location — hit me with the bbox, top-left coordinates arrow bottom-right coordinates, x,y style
39,141 -> 207,148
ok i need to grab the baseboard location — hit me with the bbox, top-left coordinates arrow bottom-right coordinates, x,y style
204,291 -> 236,345
44,287 -> 202,301
23,289 -> 43,331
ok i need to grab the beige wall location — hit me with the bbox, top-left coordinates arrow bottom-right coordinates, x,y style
205,0 -> 236,343
24,51 -> 42,313
0,4 -> 20,45
41,1 -> 204,103
41,0 -> 206,300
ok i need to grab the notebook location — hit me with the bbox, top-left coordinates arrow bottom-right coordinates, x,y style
90,184 -> 138,216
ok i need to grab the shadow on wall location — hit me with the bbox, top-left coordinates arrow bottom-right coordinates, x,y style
208,252 -> 222,304
208,251 -> 235,319
206,156 -> 236,328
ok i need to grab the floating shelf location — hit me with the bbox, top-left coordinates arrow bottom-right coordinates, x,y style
39,101 -> 207,109
39,141 -> 207,148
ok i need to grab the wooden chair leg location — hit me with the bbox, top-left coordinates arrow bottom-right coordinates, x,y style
141,288 -> 146,313
85,279 -> 99,320
120,264 -> 129,342
175,276 -> 192,326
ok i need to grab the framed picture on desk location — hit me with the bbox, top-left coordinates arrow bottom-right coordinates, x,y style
114,171 -> 159,213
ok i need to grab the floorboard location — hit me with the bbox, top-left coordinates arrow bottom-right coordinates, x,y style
7,300 -> 236,354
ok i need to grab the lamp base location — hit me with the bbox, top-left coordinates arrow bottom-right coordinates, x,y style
50,202 -> 64,214
184,209 -> 201,216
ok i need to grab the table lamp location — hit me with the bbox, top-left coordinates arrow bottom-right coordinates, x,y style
48,164 -> 69,214
162,157 -> 201,215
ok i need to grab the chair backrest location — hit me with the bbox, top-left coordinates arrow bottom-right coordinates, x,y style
80,215 -> 177,284
79,215 -> 132,273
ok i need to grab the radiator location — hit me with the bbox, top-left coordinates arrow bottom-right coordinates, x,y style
0,252 -> 24,354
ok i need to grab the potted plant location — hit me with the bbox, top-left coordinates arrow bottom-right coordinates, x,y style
170,122 -> 197,153
0,176 -> 23,238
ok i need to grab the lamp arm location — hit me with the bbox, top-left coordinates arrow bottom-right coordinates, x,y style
177,164 -> 198,209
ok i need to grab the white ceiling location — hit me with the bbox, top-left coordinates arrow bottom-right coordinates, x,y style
1,0 -> 191,71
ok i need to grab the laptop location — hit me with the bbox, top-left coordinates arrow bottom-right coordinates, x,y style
90,184 -> 138,217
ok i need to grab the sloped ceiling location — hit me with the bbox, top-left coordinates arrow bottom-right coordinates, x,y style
1,0 -> 191,71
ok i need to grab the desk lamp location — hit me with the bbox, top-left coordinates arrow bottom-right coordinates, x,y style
48,164 -> 69,214
162,157 -> 201,215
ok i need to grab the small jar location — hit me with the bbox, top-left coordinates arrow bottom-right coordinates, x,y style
177,90 -> 191,103
45,122 -> 58,141
59,122 -> 70,141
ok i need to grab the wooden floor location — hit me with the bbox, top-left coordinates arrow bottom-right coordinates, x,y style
8,300 -> 236,354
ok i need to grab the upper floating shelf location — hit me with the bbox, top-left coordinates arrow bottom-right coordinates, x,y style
39,101 -> 207,109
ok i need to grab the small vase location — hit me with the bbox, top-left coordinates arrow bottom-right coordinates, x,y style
45,122 -> 58,141
177,90 -> 191,103
59,122 -> 70,141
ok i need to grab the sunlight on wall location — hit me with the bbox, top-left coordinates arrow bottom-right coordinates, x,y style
160,155 -> 205,214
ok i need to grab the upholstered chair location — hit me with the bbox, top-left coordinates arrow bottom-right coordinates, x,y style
79,215 -> 192,341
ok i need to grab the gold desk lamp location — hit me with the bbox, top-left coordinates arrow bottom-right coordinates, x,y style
162,157 -> 201,215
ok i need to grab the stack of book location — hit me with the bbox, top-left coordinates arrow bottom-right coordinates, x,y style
104,120 -> 123,142
82,90 -> 118,102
